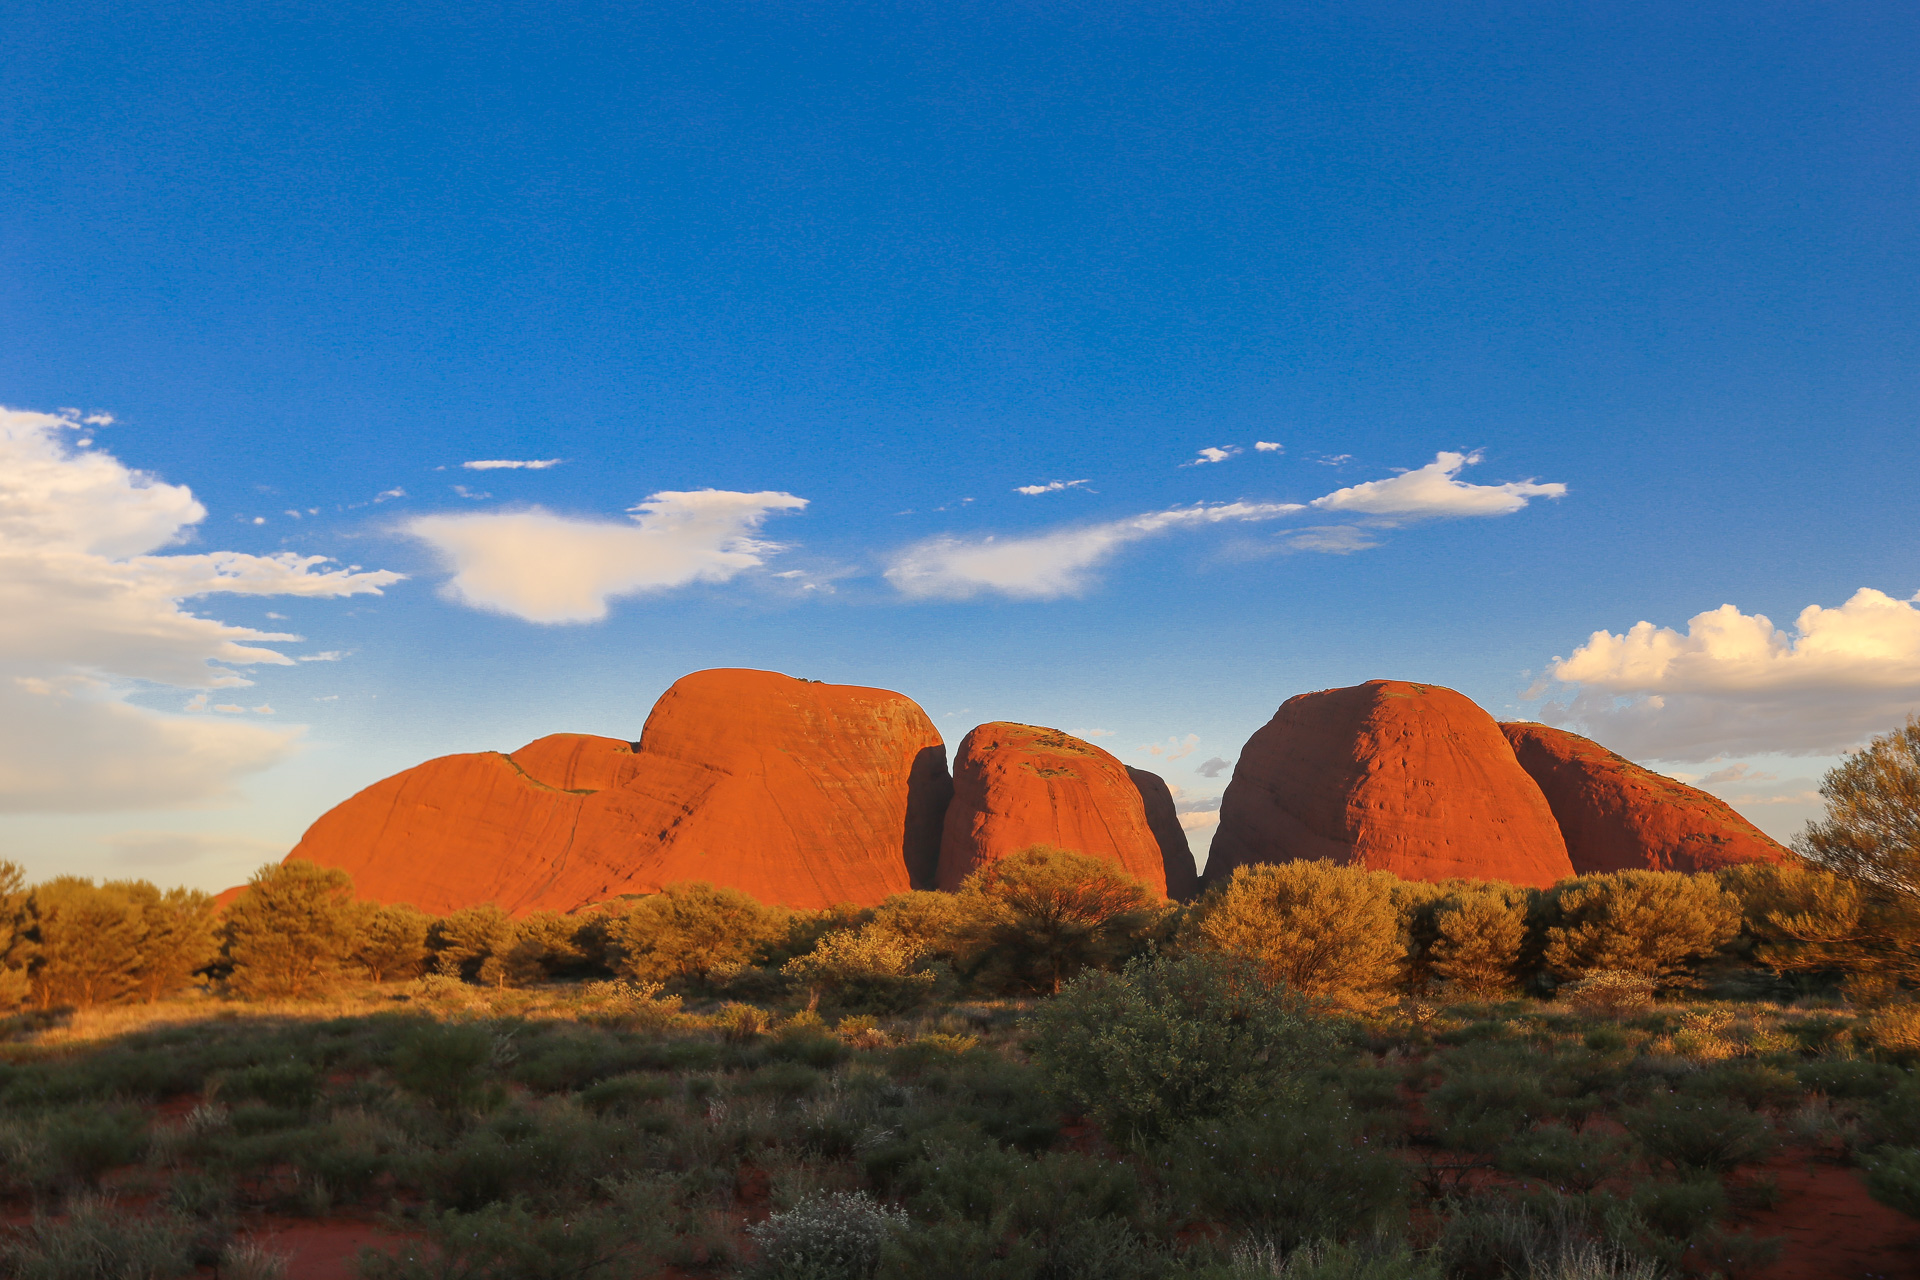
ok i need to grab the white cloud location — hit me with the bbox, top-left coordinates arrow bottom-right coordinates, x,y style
1254,441 -> 1282,453
1312,453 -> 1354,466
0,407 -> 398,811
1013,480 -> 1088,496
884,500 -> 1303,600
1310,450 -> 1565,519
1538,588 -> 1920,759
407,489 -> 809,624
1276,525 -> 1380,555
372,487 -> 406,503
1141,733 -> 1200,761
297,651 -> 345,662
1184,446 -> 1240,466
463,459 -> 563,471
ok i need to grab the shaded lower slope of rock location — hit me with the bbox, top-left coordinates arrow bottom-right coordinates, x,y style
1500,722 -> 1789,873
1207,680 -> 1574,889
936,722 -> 1194,896
284,670 -> 951,913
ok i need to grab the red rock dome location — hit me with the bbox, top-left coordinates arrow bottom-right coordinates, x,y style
284,669 -> 951,913
936,723 -> 1193,896
1500,722 -> 1789,873
1207,680 -> 1574,889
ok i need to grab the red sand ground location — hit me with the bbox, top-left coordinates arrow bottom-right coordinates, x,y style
234,1218 -> 417,1280
1744,1154 -> 1920,1280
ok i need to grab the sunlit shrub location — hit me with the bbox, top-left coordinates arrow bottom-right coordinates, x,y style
1192,861 -> 1401,1007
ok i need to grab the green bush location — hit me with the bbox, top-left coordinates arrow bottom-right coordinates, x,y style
578,1072 -> 674,1116
1027,952 -> 1336,1146
40,1105 -> 149,1188
0,1195 -> 195,1280
1794,1058 -> 1900,1100
874,1217 -> 1043,1280
1495,1126 -> 1632,1193
1621,1094 -> 1770,1173
392,1022 -> 497,1114
1541,872 -> 1741,987
1425,1054 -> 1551,1153
1628,1176 -> 1726,1241
1161,1104 -> 1407,1248
746,1189 -> 906,1280
1680,1062 -> 1801,1113
220,1060 -> 321,1111
1864,1147 -> 1920,1219
356,1180 -> 672,1280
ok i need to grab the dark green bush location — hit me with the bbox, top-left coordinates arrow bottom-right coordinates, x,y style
1494,1125 -> 1631,1193
358,1181 -> 672,1280
743,1062 -> 823,1100
1794,1058 -> 1901,1100
220,1059 -> 320,1111
0,1196 -> 196,1280
1629,1176 -> 1727,1241
41,1105 -> 148,1188
1622,1094 -> 1770,1173
1864,1147 -> 1920,1219
392,1022 -> 497,1114
1681,1062 -> 1801,1113
578,1072 -> 674,1115
1028,953 -> 1335,1147
1160,1104 -> 1407,1248
1424,1054 -> 1550,1153
875,1216 -> 1043,1280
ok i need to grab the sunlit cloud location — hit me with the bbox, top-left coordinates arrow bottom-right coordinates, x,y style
1311,450 -> 1565,519
408,490 -> 809,624
463,458 -> 563,471
1014,480 -> 1089,496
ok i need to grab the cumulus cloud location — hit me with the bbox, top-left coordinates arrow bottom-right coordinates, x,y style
1184,446 -> 1240,466
1537,588 -> 1920,759
407,489 -> 809,624
1014,480 -> 1088,496
464,458 -> 563,471
1195,756 -> 1232,779
1254,442 -> 1282,453
0,407 -> 399,811
885,500 -> 1303,600
1310,450 -> 1565,519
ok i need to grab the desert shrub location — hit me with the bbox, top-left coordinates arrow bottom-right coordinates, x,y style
0,1195 -> 195,1280
223,861 -> 361,999
868,891 -> 976,963
0,860 -> 33,1010
1723,860 -> 1920,984
961,846 -> 1162,995
578,1072 -> 675,1116
495,912 -> 591,986
1209,1236 -> 1441,1280
1161,1104 -> 1407,1248
1028,952 -> 1336,1146
610,882 -> 790,985
1430,1195 -> 1663,1280
1193,861 -> 1401,1006
1865,1003 -> 1920,1063
1782,1012 -> 1854,1055
784,925 -> 938,1011
352,904 -> 431,983
1621,1093 -> 1770,1173
426,904 -> 513,984
391,1022 -> 498,1114
41,1105 -> 150,1188
22,878 -> 145,1008
715,1002 -> 775,1041
1680,1062 -> 1800,1113
220,1060 -> 321,1111
1033,1217 -> 1162,1280
1425,1051 -> 1551,1152
1542,872 -> 1741,986
219,1240 -> 291,1280
874,1216 -> 1043,1280
1866,1079 -> 1920,1147
1794,1057 -> 1900,1100
1627,1176 -> 1726,1241
356,1179 -> 672,1280
1495,1125 -> 1632,1193
1428,886 -> 1529,999
1863,1147 -> 1920,1219
747,1189 -> 907,1280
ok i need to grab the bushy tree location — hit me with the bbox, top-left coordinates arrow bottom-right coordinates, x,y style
782,923 -> 937,1009
1429,885 -> 1530,998
223,860 -> 360,999
353,903 -> 432,983
27,877 -> 144,1008
111,881 -> 217,1002
1721,860 -> 1919,983
868,890 -> 975,963
1541,871 -> 1740,986
1029,951 -> 1336,1146
496,911 -> 589,986
0,861 -> 32,1009
1798,714 -> 1920,899
610,882 -> 789,985
960,846 -> 1162,994
427,903 -> 513,983
1193,860 -> 1402,1005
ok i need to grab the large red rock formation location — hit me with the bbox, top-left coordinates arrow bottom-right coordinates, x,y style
1500,722 -> 1789,873
1129,767 -> 1200,901
285,670 -> 951,914
1207,680 -> 1575,888
937,723 -> 1192,896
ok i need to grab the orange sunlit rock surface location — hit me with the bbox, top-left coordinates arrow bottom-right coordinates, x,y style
1501,722 -> 1789,873
1207,680 -> 1575,888
936,722 -> 1193,896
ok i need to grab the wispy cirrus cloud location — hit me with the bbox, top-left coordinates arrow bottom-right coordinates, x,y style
1311,450 -> 1564,519
1536,588 -> 1920,759
1014,479 -> 1088,496
408,490 -> 809,624
884,500 -> 1303,600
464,458 -> 563,471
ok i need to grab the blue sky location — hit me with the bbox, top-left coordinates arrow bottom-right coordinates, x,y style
3,1 -> 1916,889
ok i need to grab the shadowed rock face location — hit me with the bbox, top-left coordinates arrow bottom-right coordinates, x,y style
937,723 -> 1193,896
1127,767 -> 1199,901
1207,680 -> 1575,889
284,669 -> 951,914
1500,722 -> 1789,874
